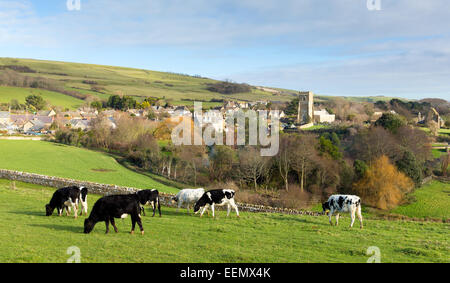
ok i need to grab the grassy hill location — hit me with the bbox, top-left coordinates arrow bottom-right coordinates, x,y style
0,179 -> 448,263
0,140 -> 178,194
0,86 -> 84,110
0,58 -> 295,107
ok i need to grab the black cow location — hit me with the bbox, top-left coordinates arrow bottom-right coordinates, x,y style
194,189 -> 239,218
84,194 -> 144,235
136,189 -> 161,217
45,186 -> 86,218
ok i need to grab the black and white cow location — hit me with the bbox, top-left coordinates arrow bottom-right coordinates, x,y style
45,186 -> 87,218
136,189 -> 161,217
194,189 -> 239,218
322,195 -> 363,228
84,194 -> 144,235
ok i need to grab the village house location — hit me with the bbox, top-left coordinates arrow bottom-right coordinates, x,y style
37,109 -> 56,117
69,119 -> 90,131
169,106 -> 191,117
313,109 -> 336,123
194,109 -> 225,133
0,111 -> 10,124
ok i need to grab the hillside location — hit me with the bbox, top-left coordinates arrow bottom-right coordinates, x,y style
0,58 -> 295,107
0,140 -> 178,194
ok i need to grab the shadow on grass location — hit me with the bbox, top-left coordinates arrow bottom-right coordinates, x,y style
9,210 -> 47,217
28,223 -> 82,233
262,213 -> 330,226
141,208 -> 199,218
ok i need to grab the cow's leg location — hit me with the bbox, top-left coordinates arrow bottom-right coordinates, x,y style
141,205 -> 146,217
73,200 -> 78,219
58,206 -> 63,216
357,205 -> 363,229
335,213 -> 340,226
152,200 -> 156,217
130,216 -> 136,234
200,204 -> 209,217
211,204 -> 215,218
186,204 -> 190,214
80,198 -> 88,216
226,204 -> 231,217
230,199 -> 239,218
328,210 -> 333,225
105,217 -> 110,234
157,198 -> 162,217
350,208 -> 356,228
131,213 -> 144,235
177,201 -> 182,212
110,218 -> 119,233
65,206 -> 70,216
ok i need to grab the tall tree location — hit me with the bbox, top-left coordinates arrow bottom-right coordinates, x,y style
290,134 -> 318,192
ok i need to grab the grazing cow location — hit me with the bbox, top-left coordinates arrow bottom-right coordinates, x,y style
322,195 -> 363,228
84,194 -> 144,235
172,188 -> 205,214
136,189 -> 161,217
45,186 -> 86,218
194,189 -> 239,218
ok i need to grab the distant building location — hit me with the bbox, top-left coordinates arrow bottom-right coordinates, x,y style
69,119 -> 90,131
314,109 -> 335,123
37,109 -> 56,117
0,111 -> 10,124
297,91 -> 314,125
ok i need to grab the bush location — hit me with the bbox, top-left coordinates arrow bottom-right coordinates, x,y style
206,81 -> 251,94
353,159 -> 368,180
374,113 -> 406,133
396,151 -> 423,186
353,155 -> 414,210
25,95 -> 46,110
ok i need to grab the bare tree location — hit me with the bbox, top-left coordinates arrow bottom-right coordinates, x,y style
290,134 -> 318,192
238,146 -> 268,190
276,135 -> 294,191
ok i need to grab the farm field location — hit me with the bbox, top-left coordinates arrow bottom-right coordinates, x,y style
391,181 -> 450,220
0,140 -> 178,194
0,179 -> 448,263
0,86 -> 84,110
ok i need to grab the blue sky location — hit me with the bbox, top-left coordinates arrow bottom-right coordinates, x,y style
1,0 -> 450,100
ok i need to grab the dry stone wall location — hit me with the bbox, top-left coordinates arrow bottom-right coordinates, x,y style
0,169 -> 323,216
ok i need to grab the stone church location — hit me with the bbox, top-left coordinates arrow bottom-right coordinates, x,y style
297,91 -> 314,125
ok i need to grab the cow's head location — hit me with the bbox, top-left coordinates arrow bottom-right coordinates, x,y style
171,196 -> 178,204
322,201 -> 330,213
84,218 -> 95,234
45,204 -> 54,216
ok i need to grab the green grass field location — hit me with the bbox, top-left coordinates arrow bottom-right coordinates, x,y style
0,179 -> 448,263
391,181 -> 450,220
0,86 -> 84,110
0,140 -> 178,193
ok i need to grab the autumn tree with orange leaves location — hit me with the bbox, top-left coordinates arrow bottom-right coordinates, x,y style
353,155 -> 414,210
